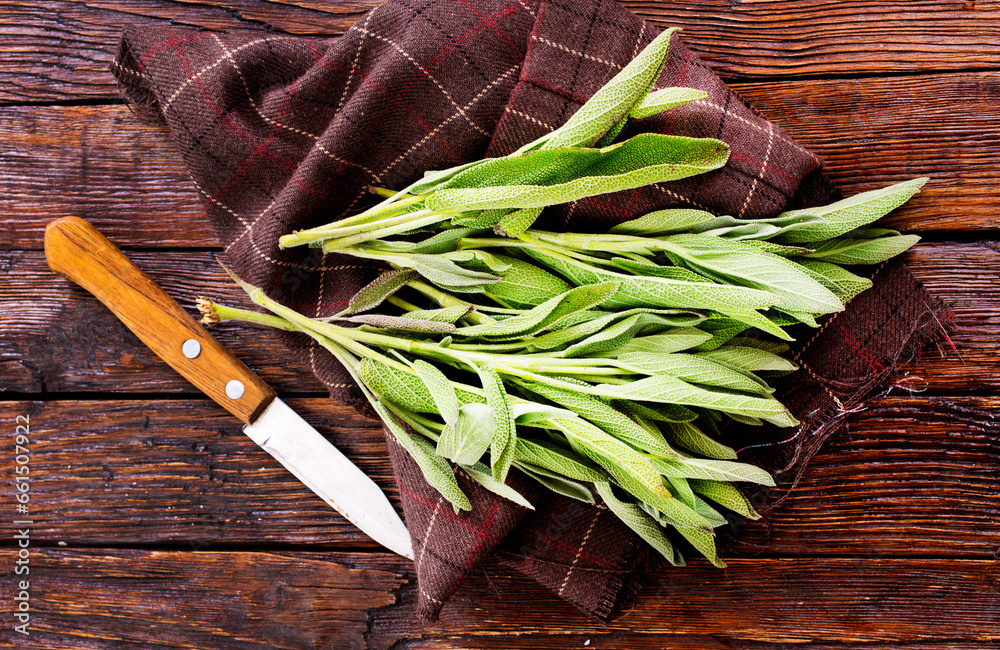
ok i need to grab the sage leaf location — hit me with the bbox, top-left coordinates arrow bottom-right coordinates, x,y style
797,234 -> 920,265
696,345 -> 798,373
795,260 -> 872,303
495,206 -> 543,237
663,421 -> 738,460
514,438 -> 606,482
594,481 -> 684,565
483,253 -> 571,309
408,253 -> 502,287
690,212 -> 829,241
411,227 -> 481,255
400,305 -> 474,323
358,357 -> 485,414
689,479 -> 761,520
651,456 -> 775,486
629,86 -> 707,120
549,417 -> 669,499
593,374 -> 790,419
346,314 -> 456,333
521,247 -> 780,314
346,268 -> 419,314
475,364 -> 517,483
615,400 -> 699,424
774,177 -> 928,243
427,134 -> 729,212
373,399 -> 472,512
615,352 -> 774,395
436,403 -> 494,466
579,440 -> 714,533
609,208 -> 717,236
412,359 -> 460,425
662,233 -> 844,315
536,27 -> 680,150
441,249 -> 512,274
606,328 -> 715,356
517,463 -> 595,503
453,282 -> 619,339
522,381 -> 675,455
461,462 -> 534,509
672,522 -> 725,568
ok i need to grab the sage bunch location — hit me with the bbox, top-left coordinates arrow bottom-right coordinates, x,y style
205,29 -> 929,566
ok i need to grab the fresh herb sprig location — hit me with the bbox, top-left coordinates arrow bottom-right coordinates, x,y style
207,30 -> 928,566
200,272 -> 786,567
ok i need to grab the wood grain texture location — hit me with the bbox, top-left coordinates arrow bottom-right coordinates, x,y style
0,549 -> 409,649
2,550 -> 996,648
5,69 -> 997,251
1,396 -> 996,558
5,0 -> 1000,103
1,243 -> 987,395
0,0 -> 375,103
0,249 -> 327,394
44,217 -> 276,423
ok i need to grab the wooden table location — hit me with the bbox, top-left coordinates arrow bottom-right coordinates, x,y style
2,1 -> 999,647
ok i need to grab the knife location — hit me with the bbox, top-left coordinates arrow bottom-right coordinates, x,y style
44,217 -> 413,559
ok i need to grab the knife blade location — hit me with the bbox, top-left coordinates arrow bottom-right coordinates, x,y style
44,216 -> 413,559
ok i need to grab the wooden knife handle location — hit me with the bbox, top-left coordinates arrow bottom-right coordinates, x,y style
44,217 -> 276,424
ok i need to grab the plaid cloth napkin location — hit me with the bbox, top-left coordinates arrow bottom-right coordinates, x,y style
112,0 -> 951,621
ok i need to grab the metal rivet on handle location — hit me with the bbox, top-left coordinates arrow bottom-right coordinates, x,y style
182,339 -> 202,359
225,380 -> 245,400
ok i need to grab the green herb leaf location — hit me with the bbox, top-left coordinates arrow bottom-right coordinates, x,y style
427,134 -> 729,212
774,177 -> 928,243
662,233 -> 844,315
615,352 -> 774,395
629,86 -> 707,120
411,359 -> 460,425
651,456 -> 775,485
609,208 -> 718,236
374,399 -> 472,512
594,481 -> 684,565
592,374 -> 790,419
696,345 -> 798,373
346,268 -> 419,314
689,479 -> 761,520
517,463 -> 595,503
481,253 -> 572,308
437,403 -> 495,466
522,381 -> 675,455
452,282 -> 619,339
606,328 -> 715,356
514,438 -> 607,482
461,462 -> 534,509
475,364 -> 517,483
535,27 -> 680,150
795,260 -> 873,303
662,420 -> 738,459
400,305 -> 474,323
797,234 -> 921,265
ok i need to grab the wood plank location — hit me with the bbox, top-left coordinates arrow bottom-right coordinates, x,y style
0,249 -> 327,394
0,549 -> 408,649
0,0 -> 375,103
0,399 -> 388,547
2,550 -> 996,647
5,69 -> 997,249
0,243 -> 988,395
5,0 -> 1000,103
405,558 -> 1000,644
1,396 -> 997,556
730,72 -> 1000,233
0,106 -> 214,248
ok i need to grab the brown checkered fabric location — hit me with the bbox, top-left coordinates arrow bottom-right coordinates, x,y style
113,0 -> 950,622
